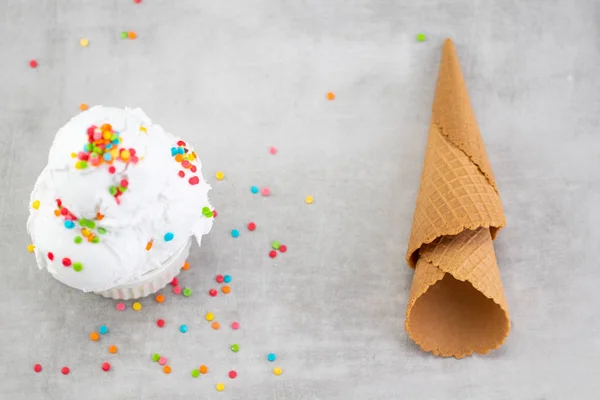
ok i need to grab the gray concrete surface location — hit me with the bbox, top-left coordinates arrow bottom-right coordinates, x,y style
1,0 -> 599,399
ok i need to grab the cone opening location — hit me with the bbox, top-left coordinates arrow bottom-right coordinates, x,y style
407,273 -> 509,358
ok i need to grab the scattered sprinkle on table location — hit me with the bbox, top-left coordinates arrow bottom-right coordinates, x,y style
172,285 -> 182,295
99,325 -> 108,335
102,362 -> 111,372
231,321 -> 240,330
272,241 -> 280,250
416,33 -> 427,42
209,289 -> 218,297
116,303 -> 125,311
221,285 -> 231,294
132,302 -> 142,311
216,274 -> 224,283
158,357 -> 168,366
216,383 -> 225,392
273,367 -> 282,376
251,186 -> 259,194
230,344 -> 239,353
146,240 -> 153,250
90,332 -> 100,341
269,250 -> 277,258
155,294 -> 165,303
163,366 -> 171,374
211,321 -> 220,330
157,319 -> 165,328
269,146 -> 278,155
182,261 -> 190,270
164,232 -> 174,241
199,365 -> 208,374
152,353 -> 161,362
215,171 -> 225,180
261,187 -> 271,196
267,353 -> 277,362
228,370 -> 237,379
224,275 -> 232,283
231,229 -> 240,238
191,369 -> 200,378
120,31 -> 128,39
33,364 -> 42,373
133,0 -> 142,3
279,245 -> 287,253
248,222 -> 256,231
205,312 -> 215,321
183,288 -> 192,297
305,195 -> 314,204
80,38 -> 89,47
61,367 -> 70,375
27,244 -> 35,253
326,92 -> 335,100
109,345 -> 118,354
128,31 -> 137,39
29,60 -> 38,68
179,324 -> 188,333
170,277 -> 178,286
79,103 -> 88,111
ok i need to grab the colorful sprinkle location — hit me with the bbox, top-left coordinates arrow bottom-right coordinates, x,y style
231,229 -> 240,238
261,187 -> 271,196
267,353 -> 276,362
33,364 -> 42,373
216,275 -> 224,284
108,345 -> 118,354
182,261 -> 190,270
223,275 -> 232,283
172,286 -> 182,295
157,319 -> 165,328
205,312 -> 215,321
216,383 -> 225,392
251,186 -> 259,194
279,245 -> 287,253
47,252 -> 54,261
273,367 -> 283,376
272,241 -> 280,250
163,366 -> 171,374
90,332 -> 100,341
80,103 -> 88,111
230,344 -> 239,353
61,366 -> 70,375
158,357 -> 168,366
222,286 -> 231,294
27,244 -> 35,253
231,322 -> 240,330
228,370 -> 237,379
132,302 -> 142,311
146,240 -> 153,250
120,31 -> 128,39
64,220 -> 75,229
211,322 -> 220,330
73,262 -> 83,272
29,60 -> 38,69
116,303 -> 125,311
170,277 -> 178,286
326,92 -> 335,100
32,200 -> 40,210
128,31 -> 137,39
62,258 -> 72,267
215,171 -> 225,180
188,176 -> 199,185
199,365 -> 208,374
155,294 -> 165,303
152,353 -> 160,362
247,222 -> 256,231
416,33 -> 427,42
305,195 -> 314,204
164,232 -> 174,242
179,324 -> 188,333
191,369 -> 200,378
269,250 -> 277,258
99,325 -> 108,335
269,146 -> 278,155
80,38 -> 89,47
183,288 -> 192,297
209,289 -> 218,297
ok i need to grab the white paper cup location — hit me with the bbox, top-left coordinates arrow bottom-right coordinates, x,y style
94,239 -> 191,300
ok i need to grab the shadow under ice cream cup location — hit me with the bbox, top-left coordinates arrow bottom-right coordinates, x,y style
94,239 -> 191,300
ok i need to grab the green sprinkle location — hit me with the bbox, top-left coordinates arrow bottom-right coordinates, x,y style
230,344 -> 239,353
271,241 -> 280,250
118,185 -> 127,193
183,288 -> 192,297
86,220 -> 96,229
79,219 -> 88,227
97,227 -> 107,234
152,353 -> 160,362
73,262 -> 83,272
120,31 -> 128,39
191,369 -> 200,378
76,161 -> 88,169
91,237 -> 100,243
109,186 -> 118,196
74,236 -> 83,244
84,143 -> 92,152
416,33 -> 426,42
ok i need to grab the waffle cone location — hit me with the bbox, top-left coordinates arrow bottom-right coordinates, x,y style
405,39 -> 510,358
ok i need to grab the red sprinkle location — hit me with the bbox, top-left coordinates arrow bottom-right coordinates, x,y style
216,275 -> 224,283
33,364 -> 42,373
62,258 -> 72,267
29,60 -> 38,68
56,199 -> 62,207
47,252 -> 54,261
209,289 -> 218,297
178,171 -> 185,178
228,370 -> 238,379
120,179 -> 128,188
279,245 -> 287,253
212,209 -> 218,218
247,222 -> 256,231
182,160 -> 191,168
157,319 -> 165,328
102,362 -> 111,372
189,176 -> 200,185
61,367 -> 70,375
108,166 -> 116,174
170,277 -> 178,286
269,250 -> 277,259
60,208 -> 69,216
177,140 -> 186,146
190,165 -> 197,173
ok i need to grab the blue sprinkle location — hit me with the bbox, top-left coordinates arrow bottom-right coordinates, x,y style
231,229 -> 240,238
267,353 -> 276,362
106,144 -> 113,150
171,147 -> 177,156
84,143 -> 92,152
164,232 -> 174,242
112,139 -> 119,145
103,153 -> 112,161
250,186 -> 259,194
180,324 -> 188,333
64,220 -> 75,229
178,147 -> 185,154
223,275 -> 232,283
99,325 -> 109,335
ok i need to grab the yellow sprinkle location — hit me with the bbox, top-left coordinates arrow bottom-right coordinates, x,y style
273,367 -> 282,376
215,171 -> 225,181
71,152 -> 77,158
32,200 -> 40,210
121,149 -> 131,161
140,126 -> 147,133
215,383 -> 225,392
27,244 -> 35,253
205,312 -> 214,321
305,195 -> 314,205
132,302 -> 142,311
81,228 -> 90,237
103,131 -> 112,140
80,38 -> 89,47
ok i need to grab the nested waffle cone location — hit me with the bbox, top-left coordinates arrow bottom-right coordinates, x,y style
405,39 -> 510,358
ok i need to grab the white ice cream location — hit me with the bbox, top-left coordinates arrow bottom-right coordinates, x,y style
27,106 -> 213,292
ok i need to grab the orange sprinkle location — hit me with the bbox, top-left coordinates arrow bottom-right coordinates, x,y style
128,31 -> 137,39
327,92 -> 335,100
199,365 -> 208,374
174,154 -> 184,162
155,294 -> 165,303
96,212 -> 104,220
101,124 -> 112,131
79,103 -> 88,111
108,345 -> 118,354
163,365 -> 171,374
54,209 -> 60,217
87,235 -> 95,242
89,332 -> 100,341
221,285 -> 231,294
211,322 -> 220,330
146,240 -> 153,251
182,261 -> 190,271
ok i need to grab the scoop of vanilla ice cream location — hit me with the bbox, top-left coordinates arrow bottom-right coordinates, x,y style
27,106 -> 213,292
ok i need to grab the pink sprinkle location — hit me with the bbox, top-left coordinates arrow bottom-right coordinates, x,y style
231,322 -> 240,330
178,171 -> 185,178
269,146 -> 278,155
216,275 -> 224,284
182,160 -> 190,168
108,166 -> 116,174
172,285 -> 182,295
189,176 -> 200,185
261,187 -> 271,196
116,303 -> 125,311
93,131 -> 102,141
158,357 -> 167,366
29,60 -> 38,68
190,165 -> 197,173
